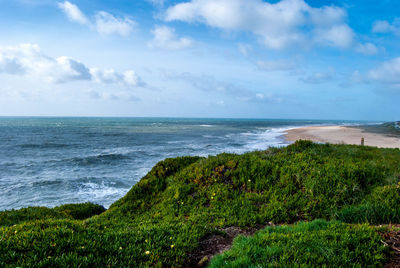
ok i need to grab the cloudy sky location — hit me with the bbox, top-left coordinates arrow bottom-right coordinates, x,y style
0,0 -> 399,120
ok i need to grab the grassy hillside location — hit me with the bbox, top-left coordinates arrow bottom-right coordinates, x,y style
1,141 -> 400,267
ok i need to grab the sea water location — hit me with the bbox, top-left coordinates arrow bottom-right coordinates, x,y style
0,117 -> 366,210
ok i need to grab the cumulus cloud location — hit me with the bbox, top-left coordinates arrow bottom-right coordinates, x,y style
58,1 -> 135,36
346,58 -> 400,89
355,42 -> 379,55
165,0 -> 354,49
372,19 -> 400,35
0,44 -> 144,87
0,55 -> 26,75
53,56 -> 92,83
149,25 -> 194,50
368,57 -> 400,86
313,24 -> 354,48
90,68 -> 144,87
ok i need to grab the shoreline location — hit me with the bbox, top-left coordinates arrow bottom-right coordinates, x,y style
285,125 -> 400,149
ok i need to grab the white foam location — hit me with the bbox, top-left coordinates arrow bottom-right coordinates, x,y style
219,127 -> 294,154
77,181 -> 128,208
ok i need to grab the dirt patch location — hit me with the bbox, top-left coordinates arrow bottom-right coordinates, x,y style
186,224 -> 268,267
382,230 -> 400,268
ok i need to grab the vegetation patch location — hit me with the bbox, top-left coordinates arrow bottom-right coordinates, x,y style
0,202 -> 106,227
210,220 -> 388,267
1,141 -> 400,266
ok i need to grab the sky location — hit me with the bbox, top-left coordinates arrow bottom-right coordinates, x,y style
0,0 -> 399,120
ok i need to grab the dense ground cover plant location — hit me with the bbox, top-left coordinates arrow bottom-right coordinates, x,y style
209,220 -> 388,267
0,202 -> 105,227
1,141 -> 400,266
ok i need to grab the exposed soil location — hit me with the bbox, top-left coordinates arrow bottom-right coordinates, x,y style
186,223 -> 269,267
382,229 -> 400,268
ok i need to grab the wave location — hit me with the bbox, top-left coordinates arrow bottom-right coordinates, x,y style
76,181 -> 129,208
19,143 -> 71,149
220,127 -> 293,154
102,133 -> 127,137
32,179 -> 64,187
70,153 -> 130,166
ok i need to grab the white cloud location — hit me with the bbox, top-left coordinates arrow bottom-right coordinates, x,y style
0,44 -> 144,87
165,71 -> 281,103
256,59 -> 297,72
308,5 -> 346,26
86,90 -> 140,102
355,42 -> 379,55
58,1 -> 88,25
372,19 -> 400,34
95,11 -> 135,37
300,71 -> 334,84
313,24 -> 354,48
0,53 -> 26,75
123,70 -> 143,86
238,43 -> 252,57
165,0 -> 354,49
53,56 -> 92,83
368,57 -> 400,86
90,68 -> 144,87
149,25 -> 194,50
58,2 -> 135,36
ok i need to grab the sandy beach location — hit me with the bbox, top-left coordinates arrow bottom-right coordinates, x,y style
285,125 -> 400,149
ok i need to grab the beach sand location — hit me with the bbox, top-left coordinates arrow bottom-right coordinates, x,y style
285,126 -> 400,149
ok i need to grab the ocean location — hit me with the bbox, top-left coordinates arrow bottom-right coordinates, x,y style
0,117 -> 367,211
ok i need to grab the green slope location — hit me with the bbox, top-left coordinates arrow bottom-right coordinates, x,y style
1,141 -> 400,267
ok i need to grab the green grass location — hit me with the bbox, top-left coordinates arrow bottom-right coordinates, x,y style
1,141 -> 400,266
210,220 -> 388,267
0,202 -> 105,227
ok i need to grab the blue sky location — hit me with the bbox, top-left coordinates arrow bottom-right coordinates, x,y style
0,0 -> 399,120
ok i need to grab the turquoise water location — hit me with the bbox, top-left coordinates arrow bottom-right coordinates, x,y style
0,117 -> 368,210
